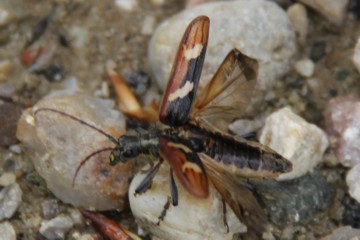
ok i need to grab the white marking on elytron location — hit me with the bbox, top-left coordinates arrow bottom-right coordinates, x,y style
182,162 -> 202,173
184,43 -> 203,60
167,142 -> 192,153
168,81 -> 194,101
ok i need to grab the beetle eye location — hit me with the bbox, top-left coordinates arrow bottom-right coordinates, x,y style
109,149 -> 124,166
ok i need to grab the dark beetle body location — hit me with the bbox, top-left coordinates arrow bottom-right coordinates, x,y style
114,123 -> 291,178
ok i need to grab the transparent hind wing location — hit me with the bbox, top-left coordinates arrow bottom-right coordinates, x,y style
192,49 -> 258,122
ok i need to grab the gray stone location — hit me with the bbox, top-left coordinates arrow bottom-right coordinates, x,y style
0,183 -> 22,220
39,215 -> 74,240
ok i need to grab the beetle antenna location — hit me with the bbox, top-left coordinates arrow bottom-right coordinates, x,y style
72,147 -> 113,187
34,107 -> 118,144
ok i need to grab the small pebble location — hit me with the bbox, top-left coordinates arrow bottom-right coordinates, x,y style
298,0 -> 348,26
149,0 -> 296,91
0,183 -> 23,220
39,215 -> 74,240
0,222 -> 16,240
346,164 -> 360,205
69,209 -> 83,225
41,199 -> 59,219
260,107 -> 328,180
0,6 -> 13,27
141,15 -> 156,35
294,58 -> 315,77
287,3 -> 308,45
114,0 -> 138,11
9,144 -> 21,154
0,173 -> 16,186
352,37 -> 360,74
324,96 -> 360,167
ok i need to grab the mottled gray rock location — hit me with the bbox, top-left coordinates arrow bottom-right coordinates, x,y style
149,0 -> 296,91
39,215 -> 74,240
17,94 -> 134,210
251,170 -> 334,226
0,222 -> 16,240
260,107 -> 329,180
0,183 -> 22,220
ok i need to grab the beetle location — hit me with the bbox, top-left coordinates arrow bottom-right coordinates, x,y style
35,16 -> 292,238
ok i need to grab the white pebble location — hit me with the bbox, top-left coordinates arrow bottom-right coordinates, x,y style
40,215 -> 74,240
0,183 -> 22,220
0,222 -> 16,240
129,165 -> 246,240
149,0 -> 296,91
287,3 -> 308,45
260,107 -> 328,180
294,58 -> 315,77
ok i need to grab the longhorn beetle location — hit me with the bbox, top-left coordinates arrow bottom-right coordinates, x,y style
35,16 -> 292,238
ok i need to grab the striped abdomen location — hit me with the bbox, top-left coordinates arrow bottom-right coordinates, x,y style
184,123 -> 292,178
